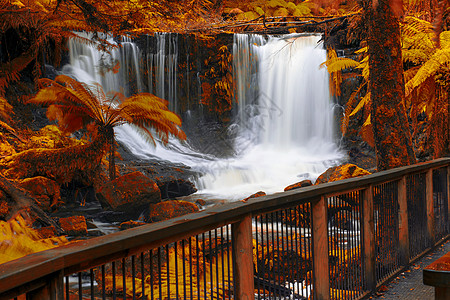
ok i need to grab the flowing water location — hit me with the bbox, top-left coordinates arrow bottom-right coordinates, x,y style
62,32 -> 343,201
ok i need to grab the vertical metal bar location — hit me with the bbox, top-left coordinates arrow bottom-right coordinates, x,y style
189,238 -> 193,300
266,213 -> 272,300
101,265 -> 106,300
255,217 -> 260,299
158,248 -> 162,300
132,255 -> 136,300
202,233 -> 207,300
215,229 -> 219,300
141,253 -> 145,300
122,258 -> 126,300
232,214 -> 255,300
90,269 -> 94,300
175,242 -> 179,300
182,239 -> 186,300
426,169 -> 436,244
196,236 -> 200,300
112,261 -> 116,300
166,244 -> 170,300
293,207 -> 300,297
209,231 -> 213,298
65,276 -> 69,300
226,226 -> 231,300
78,272 -> 82,300
221,227 -> 225,300
150,250 -> 154,300
280,210 -> 286,297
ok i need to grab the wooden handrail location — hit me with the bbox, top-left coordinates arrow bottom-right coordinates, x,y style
0,158 -> 449,298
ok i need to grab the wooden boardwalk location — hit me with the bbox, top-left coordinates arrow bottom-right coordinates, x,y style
371,239 -> 450,299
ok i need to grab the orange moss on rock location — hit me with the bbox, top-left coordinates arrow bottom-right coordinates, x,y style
97,171 -> 161,217
59,215 -> 88,236
19,176 -> 61,212
315,164 -> 371,185
284,179 -> 312,191
0,199 -> 9,219
242,191 -> 266,202
119,220 -> 145,230
146,200 -> 199,223
37,226 -> 57,238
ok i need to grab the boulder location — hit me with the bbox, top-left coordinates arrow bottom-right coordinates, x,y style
242,191 -> 266,202
145,200 -> 199,223
19,176 -> 61,212
119,220 -> 145,230
158,178 -> 197,199
37,226 -> 57,238
315,164 -> 371,185
59,216 -> 88,236
0,195 -> 9,220
284,179 -> 312,191
97,171 -> 161,218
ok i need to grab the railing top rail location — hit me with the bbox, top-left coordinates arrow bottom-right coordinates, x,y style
0,157 -> 449,295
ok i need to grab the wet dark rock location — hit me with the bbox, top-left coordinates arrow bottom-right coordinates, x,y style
115,148 -> 199,200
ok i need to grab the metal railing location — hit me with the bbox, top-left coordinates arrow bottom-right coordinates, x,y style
0,158 -> 449,300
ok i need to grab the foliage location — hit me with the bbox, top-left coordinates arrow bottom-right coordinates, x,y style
0,214 -> 68,264
0,0 -> 219,98
28,75 -> 186,180
323,10 -> 449,159
322,47 -> 373,146
403,16 -> 450,158
201,45 -> 234,114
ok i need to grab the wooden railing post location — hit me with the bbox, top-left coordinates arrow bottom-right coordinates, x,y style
447,166 -> 450,230
363,186 -> 376,292
312,196 -> 330,300
398,176 -> 410,266
26,271 -> 64,300
232,214 -> 254,300
426,169 -> 435,245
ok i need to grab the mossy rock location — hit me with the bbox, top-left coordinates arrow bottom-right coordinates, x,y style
315,164 -> 371,185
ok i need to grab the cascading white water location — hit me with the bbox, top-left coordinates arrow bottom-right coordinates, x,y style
193,34 -> 343,198
62,32 -> 343,200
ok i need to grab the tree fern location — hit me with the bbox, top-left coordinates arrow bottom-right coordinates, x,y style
29,75 -> 186,179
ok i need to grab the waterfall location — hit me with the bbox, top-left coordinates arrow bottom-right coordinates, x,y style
62,32 -> 343,200
194,34 -> 343,198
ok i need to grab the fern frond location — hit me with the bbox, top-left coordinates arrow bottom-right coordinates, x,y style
0,96 -> 13,122
402,48 -> 429,64
349,92 -> 371,117
323,57 -> 359,72
440,31 -> 450,49
356,55 -> 369,80
405,48 -> 450,95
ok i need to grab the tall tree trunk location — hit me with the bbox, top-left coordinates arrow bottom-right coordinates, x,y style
108,126 -> 116,180
367,0 -> 417,171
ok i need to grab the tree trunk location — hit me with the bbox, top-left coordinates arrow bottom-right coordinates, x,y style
367,0 -> 417,171
0,175 -> 63,233
108,126 -> 116,180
